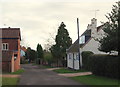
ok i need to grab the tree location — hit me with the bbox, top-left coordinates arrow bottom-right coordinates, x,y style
44,51 -> 53,66
25,47 -> 37,63
36,44 -> 44,64
51,22 -> 72,66
98,1 -> 120,55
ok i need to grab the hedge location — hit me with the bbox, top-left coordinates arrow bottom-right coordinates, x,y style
81,51 -> 94,70
88,54 -> 119,79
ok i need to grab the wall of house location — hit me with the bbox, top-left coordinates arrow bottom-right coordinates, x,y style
11,53 -> 14,72
2,39 -> 18,51
67,53 -> 73,69
67,52 -> 79,70
14,39 -> 20,72
2,62 -> 11,72
81,38 -> 106,54
73,53 -> 79,70
2,38 -> 20,72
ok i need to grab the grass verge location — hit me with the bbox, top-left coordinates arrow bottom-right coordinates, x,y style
2,77 -> 19,86
10,69 -> 25,74
70,75 -> 119,86
53,68 -> 88,73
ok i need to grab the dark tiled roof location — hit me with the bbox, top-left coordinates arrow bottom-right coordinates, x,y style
81,29 -> 91,36
0,28 -> 21,39
66,39 -> 79,53
2,51 -> 13,62
67,24 -> 104,53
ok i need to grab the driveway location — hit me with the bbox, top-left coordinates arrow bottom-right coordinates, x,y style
18,64 -> 81,85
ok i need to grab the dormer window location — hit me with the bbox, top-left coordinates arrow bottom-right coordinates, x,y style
2,43 -> 9,50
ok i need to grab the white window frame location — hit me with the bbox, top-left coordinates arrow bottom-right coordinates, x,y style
2,43 -> 9,50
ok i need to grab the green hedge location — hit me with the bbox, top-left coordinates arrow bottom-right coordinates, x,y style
81,51 -> 94,70
88,55 -> 119,79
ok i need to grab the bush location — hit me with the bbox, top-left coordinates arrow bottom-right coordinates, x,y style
88,54 -> 119,79
81,51 -> 94,70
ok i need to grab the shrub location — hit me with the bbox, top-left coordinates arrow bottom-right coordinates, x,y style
88,54 -> 119,79
81,51 -> 94,70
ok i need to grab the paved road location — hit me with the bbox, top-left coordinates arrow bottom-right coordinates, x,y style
18,64 -> 81,85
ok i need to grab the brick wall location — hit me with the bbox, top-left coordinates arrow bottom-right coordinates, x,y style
2,39 -> 18,51
14,39 -> 21,72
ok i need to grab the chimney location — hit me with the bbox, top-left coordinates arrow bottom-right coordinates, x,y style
91,18 -> 97,38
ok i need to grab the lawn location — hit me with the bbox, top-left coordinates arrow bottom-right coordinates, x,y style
10,69 -> 25,74
70,75 -> 120,86
3,69 -> 25,75
2,77 -> 19,86
1,69 -> 25,87
53,68 -> 88,73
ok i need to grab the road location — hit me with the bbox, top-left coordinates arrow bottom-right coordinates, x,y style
18,64 -> 82,85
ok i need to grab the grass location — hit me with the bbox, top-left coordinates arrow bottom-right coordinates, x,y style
10,69 -> 25,74
2,69 -> 25,75
70,75 -> 120,86
53,68 -> 88,73
40,65 -> 54,68
2,77 -> 19,86
1,69 -> 24,86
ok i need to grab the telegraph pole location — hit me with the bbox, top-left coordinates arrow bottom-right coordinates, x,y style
77,18 -> 82,69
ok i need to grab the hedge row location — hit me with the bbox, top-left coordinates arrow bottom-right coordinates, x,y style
81,51 -> 94,70
82,51 -> 120,79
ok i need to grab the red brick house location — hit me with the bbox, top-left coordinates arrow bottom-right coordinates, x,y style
0,27 -> 21,72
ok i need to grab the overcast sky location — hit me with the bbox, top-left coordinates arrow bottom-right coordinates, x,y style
0,0 -> 118,50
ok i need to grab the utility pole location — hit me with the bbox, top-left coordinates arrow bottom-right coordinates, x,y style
77,18 -> 82,69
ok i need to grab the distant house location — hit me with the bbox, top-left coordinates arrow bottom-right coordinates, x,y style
20,46 -> 26,57
66,18 -> 106,70
20,46 -> 27,63
0,27 -> 21,72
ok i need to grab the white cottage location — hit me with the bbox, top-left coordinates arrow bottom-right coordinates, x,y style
66,18 -> 106,70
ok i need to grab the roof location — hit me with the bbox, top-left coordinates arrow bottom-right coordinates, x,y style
2,51 -> 13,62
21,46 -> 27,52
66,24 -> 104,53
66,39 -> 79,53
0,27 -> 21,40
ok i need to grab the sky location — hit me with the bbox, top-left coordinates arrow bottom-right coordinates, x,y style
0,0 -> 118,50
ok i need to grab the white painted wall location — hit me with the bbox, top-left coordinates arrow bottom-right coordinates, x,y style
67,53 -> 73,69
74,53 -> 79,70
67,52 -> 79,70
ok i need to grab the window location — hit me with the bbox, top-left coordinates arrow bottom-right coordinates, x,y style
76,54 -> 79,60
2,43 -> 9,50
79,36 -> 85,44
14,54 -> 17,60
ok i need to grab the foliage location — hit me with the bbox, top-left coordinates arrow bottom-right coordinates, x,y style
81,51 -> 94,70
70,75 -> 119,86
98,1 -> 120,55
36,44 -> 44,59
50,22 -> 72,66
25,47 -> 37,63
88,54 -> 119,79
44,51 -> 53,66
